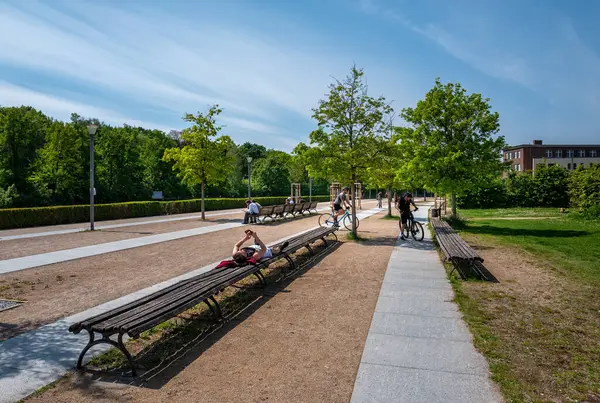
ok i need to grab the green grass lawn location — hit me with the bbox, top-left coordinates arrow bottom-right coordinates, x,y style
446,214 -> 600,402
453,217 -> 600,283
458,207 -> 564,219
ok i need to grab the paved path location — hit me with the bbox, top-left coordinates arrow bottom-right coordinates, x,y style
0,207 -> 384,403
351,208 -> 502,403
0,204 -> 378,275
0,201 -> 342,241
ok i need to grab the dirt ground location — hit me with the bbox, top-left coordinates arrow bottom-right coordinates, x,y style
0,202 -> 358,259
458,234 -> 600,402
1,213 -> 342,340
25,211 -> 398,403
0,219 -> 220,260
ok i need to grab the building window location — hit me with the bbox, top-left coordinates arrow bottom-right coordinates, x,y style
555,150 -> 562,158
517,164 -> 521,171
546,150 -> 552,158
517,151 -> 521,158
591,150 -> 597,158
578,150 -> 585,158
573,163 -> 577,169
505,153 -> 508,159
567,150 -> 574,158
567,163 -> 571,170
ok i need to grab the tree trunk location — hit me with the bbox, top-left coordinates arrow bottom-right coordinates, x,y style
451,193 -> 457,218
351,174 -> 357,236
201,180 -> 206,220
386,186 -> 392,217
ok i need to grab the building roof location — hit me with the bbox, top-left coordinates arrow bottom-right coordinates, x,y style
503,144 -> 600,151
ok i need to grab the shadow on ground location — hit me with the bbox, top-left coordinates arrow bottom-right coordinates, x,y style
72,239 -> 342,391
459,225 -> 589,238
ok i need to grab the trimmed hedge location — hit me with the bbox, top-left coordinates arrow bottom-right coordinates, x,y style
0,196 -> 331,230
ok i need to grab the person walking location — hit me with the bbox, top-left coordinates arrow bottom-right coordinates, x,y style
376,191 -> 383,208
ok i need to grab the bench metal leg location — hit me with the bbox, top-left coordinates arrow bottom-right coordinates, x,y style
283,254 -> 296,271
305,244 -> 314,256
320,237 -> 328,246
205,296 -> 223,321
76,330 -> 137,376
252,270 -> 266,286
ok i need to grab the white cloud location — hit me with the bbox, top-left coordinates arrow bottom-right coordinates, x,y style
0,81 -> 174,131
357,0 -> 600,110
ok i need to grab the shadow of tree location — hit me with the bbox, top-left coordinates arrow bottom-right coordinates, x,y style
459,225 -> 590,238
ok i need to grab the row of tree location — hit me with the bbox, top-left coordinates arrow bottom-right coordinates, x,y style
0,107 -> 329,208
2,66 -> 509,235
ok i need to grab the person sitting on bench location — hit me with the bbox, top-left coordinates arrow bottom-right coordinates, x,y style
244,200 -> 261,224
232,230 -> 288,266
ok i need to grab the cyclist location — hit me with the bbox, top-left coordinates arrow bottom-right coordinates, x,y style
397,192 -> 418,240
332,186 -> 351,227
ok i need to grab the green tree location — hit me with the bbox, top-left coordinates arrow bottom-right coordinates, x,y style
163,105 -> 235,219
251,150 -> 291,196
569,163 -> 600,210
95,125 -> 146,203
532,164 -> 570,207
28,121 -> 84,204
398,78 -> 505,217
0,106 -> 50,203
365,137 -> 403,217
138,128 -> 188,198
305,66 -> 393,235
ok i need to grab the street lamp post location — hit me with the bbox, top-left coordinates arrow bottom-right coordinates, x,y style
247,156 -> 253,200
88,124 -> 98,231
309,177 -> 312,202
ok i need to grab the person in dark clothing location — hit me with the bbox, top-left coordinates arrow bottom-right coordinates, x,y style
396,192 -> 418,240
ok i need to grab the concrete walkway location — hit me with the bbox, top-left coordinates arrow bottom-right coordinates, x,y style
0,207 -> 384,403
351,208 -> 502,403
0,205 -> 378,275
0,201 -> 344,241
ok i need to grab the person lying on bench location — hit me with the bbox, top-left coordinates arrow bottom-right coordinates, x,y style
231,230 -> 289,266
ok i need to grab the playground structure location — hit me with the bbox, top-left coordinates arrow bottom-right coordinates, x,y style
291,183 -> 301,203
354,182 -> 362,210
329,182 -> 340,204
329,182 -> 362,210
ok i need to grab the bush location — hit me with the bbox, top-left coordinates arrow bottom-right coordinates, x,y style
457,180 -> 507,208
569,164 -> 600,209
581,204 -> 600,219
531,164 -> 570,207
0,195 -> 331,230
0,184 -> 18,208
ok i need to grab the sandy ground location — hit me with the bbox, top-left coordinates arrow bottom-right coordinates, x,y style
0,219 -> 221,260
0,202 -> 376,259
0,201 -> 344,238
0,212 -> 354,340
26,210 -> 399,403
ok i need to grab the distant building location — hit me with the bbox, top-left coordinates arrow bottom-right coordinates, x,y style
503,140 -> 600,172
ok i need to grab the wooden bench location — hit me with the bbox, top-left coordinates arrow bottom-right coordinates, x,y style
430,218 -> 491,280
68,226 -> 338,376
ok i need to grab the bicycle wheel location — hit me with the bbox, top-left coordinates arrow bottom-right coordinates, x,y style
411,221 -> 424,241
401,221 -> 410,238
343,214 -> 360,231
318,213 -> 334,228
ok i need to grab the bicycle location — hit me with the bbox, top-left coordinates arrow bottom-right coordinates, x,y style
399,209 -> 424,241
318,208 -> 360,231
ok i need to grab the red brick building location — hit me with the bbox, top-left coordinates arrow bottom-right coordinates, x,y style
503,140 -> 600,172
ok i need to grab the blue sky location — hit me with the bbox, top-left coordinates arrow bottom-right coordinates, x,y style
1,0 -> 599,151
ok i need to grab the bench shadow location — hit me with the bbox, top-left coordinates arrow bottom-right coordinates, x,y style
212,213 -> 322,226
74,240 -> 342,390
